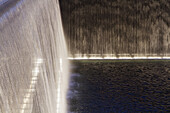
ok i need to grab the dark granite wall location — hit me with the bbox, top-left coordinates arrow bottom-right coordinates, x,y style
59,0 -> 170,57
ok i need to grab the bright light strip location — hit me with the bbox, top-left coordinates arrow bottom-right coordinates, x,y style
68,56 -> 170,60
72,54 -> 170,56
60,58 -> 63,72
57,58 -> 63,113
20,58 -> 43,113
57,71 -> 61,113
69,54 -> 170,60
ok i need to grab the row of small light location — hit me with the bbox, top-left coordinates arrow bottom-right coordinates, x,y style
68,56 -> 170,60
20,58 -> 43,113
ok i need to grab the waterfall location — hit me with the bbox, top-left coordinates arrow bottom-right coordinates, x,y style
0,0 -> 69,113
60,0 -> 170,59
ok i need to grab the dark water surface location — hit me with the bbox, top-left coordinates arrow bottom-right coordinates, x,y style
68,60 -> 170,113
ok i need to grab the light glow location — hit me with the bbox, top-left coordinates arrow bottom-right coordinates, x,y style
57,58 -> 63,113
20,58 -> 43,113
69,56 -> 170,60
69,54 -> 170,60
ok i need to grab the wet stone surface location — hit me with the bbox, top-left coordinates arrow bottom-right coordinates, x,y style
68,60 -> 170,113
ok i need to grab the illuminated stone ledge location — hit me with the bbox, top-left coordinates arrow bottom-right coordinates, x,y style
68,54 -> 170,60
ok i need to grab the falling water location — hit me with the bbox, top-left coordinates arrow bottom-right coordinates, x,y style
0,0 -> 69,113
60,0 -> 170,59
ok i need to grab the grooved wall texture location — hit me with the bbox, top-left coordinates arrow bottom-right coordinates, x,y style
60,0 -> 170,57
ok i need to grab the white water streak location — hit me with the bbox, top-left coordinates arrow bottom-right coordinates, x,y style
0,0 -> 69,113
20,58 -> 43,113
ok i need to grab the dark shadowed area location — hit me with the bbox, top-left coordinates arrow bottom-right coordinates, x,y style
68,60 -> 170,113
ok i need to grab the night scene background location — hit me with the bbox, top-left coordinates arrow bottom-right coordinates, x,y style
59,0 -> 170,113
0,0 -> 169,113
